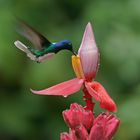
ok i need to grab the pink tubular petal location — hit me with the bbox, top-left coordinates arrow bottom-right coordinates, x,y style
62,103 -> 94,130
69,129 -> 77,140
60,133 -> 72,140
74,125 -> 89,140
89,121 -> 104,140
31,78 -> 84,97
89,113 -> 120,140
62,104 -> 84,129
85,81 -> 117,112
105,114 -> 120,139
78,22 -> 99,82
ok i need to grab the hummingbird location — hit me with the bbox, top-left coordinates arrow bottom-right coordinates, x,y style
14,20 -> 76,63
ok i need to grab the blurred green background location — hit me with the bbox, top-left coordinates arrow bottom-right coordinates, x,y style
0,0 -> 140,139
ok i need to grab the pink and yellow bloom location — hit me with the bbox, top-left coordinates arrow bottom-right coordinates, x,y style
60,103 -> 120,140
31,22 -> 117,112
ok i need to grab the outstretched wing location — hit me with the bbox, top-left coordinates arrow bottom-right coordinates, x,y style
16,19 -> 51,50
14,40 -> 55,62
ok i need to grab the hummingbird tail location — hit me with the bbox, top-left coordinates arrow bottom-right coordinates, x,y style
14,40 -> 37,61
14,40 -> 30,53
14,40 -> 55,63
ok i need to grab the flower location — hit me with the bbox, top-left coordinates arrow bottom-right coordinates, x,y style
31,22 -> 117,112
63,103 -> 94,131
60,103 -> 120,140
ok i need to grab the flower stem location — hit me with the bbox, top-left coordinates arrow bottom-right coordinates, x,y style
82,87 -> 94,111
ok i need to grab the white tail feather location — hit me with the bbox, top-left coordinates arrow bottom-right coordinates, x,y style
14,40 -> 55,62
14,40 -> 30,53
14,40 -> 37,61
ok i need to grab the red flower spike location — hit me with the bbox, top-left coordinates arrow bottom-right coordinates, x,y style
89,113 -> 120,140
61,103 -> 120,140
63,103 -> 94,131
104,114 -> 120,139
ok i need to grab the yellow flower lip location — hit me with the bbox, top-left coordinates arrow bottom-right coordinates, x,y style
72,55 -> 85,79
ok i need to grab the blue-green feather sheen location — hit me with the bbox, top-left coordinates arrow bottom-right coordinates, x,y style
29,40 -> 72,57
30,44 -> 57,57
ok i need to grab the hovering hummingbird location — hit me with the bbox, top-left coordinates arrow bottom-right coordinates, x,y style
14,20 -> 76,63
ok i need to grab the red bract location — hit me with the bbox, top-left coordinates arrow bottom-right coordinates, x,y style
31,22 -> 117,112
61,103 -> 120,140
63,103 -> 94,131
89,113 -> 120,140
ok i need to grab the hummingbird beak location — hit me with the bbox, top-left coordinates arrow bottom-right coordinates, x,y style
72,50 -> 77,56
71,46 -> 77,55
